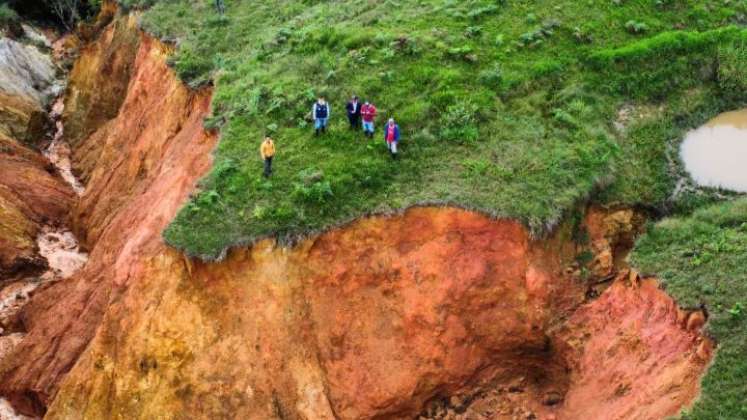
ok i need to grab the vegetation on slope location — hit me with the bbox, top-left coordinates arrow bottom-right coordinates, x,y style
0,1 -> 19,30
120,0 -> 747,259
632,198 -> 747,419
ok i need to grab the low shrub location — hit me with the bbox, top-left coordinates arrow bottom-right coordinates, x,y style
624,20 -> 649,34
439,102 -> 479,143
170,43 -> 215,87
478,63 -> 503,88
292,169 -> 333,205
717,39 -> 747,93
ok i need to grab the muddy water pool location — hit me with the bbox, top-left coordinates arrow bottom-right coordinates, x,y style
680,109 -> 747,193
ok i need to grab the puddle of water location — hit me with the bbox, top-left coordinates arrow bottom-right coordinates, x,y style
680,109 -> 747,193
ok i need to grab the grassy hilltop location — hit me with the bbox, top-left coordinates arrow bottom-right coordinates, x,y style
117,1 -> 745,418
126,0 -> 747,259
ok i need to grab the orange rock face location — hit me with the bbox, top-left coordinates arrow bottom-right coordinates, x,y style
584,206 -> 646,279
33,208 -> 710,420
554,277 -> 713,420
304,210 -> 580,419
0,20 -> 216,415
63,13 -> 141,182
0,12 -> 714,420
0,66 -> 73,278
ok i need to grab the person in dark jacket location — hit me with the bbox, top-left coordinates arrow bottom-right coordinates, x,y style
312,97 -> 330,136
384,118 -> 400,159
215,0 -> 226,15
346,95 -> 362,130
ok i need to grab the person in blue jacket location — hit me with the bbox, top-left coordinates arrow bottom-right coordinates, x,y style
313,97 -> 330,136
384,118 -> 400,159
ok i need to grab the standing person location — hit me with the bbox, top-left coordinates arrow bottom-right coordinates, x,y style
260,136 -> 275,177
312,97 -> 330,136
215,0 -> 226,15
384,118 -> 400,159
361,100 -> 377,138
346,95 -> 362,130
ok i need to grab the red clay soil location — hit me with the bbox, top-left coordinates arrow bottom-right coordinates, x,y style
26,206 -> 709,420
0,121 -> 74,280
0,20 -> 217,415
553,276 -> 713,420
0,9 -> 714,420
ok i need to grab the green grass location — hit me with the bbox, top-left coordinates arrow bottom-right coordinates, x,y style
632,198 -> 747,419
122,0 -> 747,258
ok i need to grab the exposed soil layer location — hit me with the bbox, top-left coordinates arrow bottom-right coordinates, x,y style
0,12 -> 217,416
0,31 -> 73,284
0,24 -> 87,420
0,7 -> 715,420
35,208 -> 712,420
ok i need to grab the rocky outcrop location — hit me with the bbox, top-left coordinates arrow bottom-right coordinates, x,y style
584,206 -> 646,279
0,31 -> 73,279
0,35 -> 58,142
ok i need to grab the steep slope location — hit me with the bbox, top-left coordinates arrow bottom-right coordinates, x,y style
0,33 -> 73,279
0,14 -> 216,415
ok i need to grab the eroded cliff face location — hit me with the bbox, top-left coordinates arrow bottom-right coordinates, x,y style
0,9 -> 714,420
0,13 -> 216,415
40,208 -> 711,420
0,32 -> 73,280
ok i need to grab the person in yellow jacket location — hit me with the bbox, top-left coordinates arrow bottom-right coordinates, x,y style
260,137 -> 275,178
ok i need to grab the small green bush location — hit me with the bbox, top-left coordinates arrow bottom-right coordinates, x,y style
478,63 -> 503,88
292,169 -> 333,205
439,102 -> 479,143
624,20 -> 649,34
718,39 -> 747,93
170,43 -> 214,87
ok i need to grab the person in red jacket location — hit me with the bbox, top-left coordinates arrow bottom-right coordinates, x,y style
361,101 -> 377,138
384,118 -> 400,159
